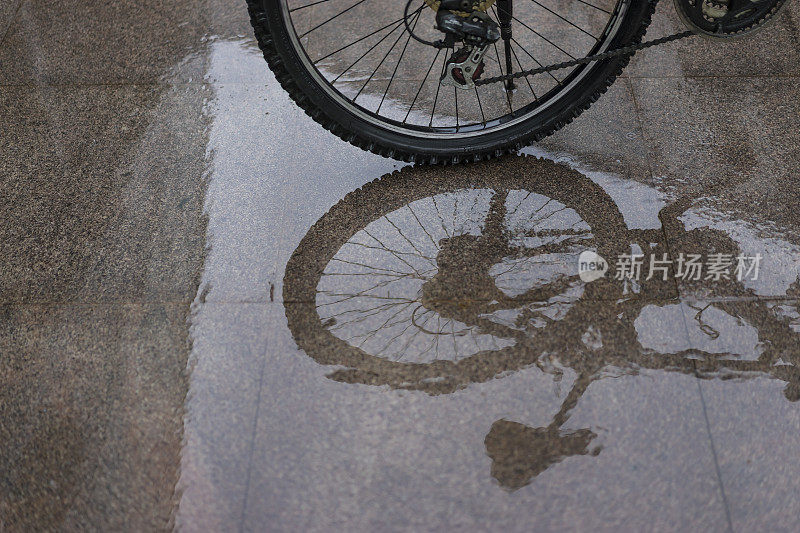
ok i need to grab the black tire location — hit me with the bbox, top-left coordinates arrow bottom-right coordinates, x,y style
247,0 -> 657,164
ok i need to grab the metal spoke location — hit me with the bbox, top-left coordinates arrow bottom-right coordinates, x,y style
509,40 -> 537,99
431,195 -> 452,238
290,0 -> 337,12
510,36 -> 563,84
317,272 -> 427,307
314,9 -> 423,65
330,257 -> 413,276
378,9 -> 422,113
454,87 -> 459,129
507,12 -> 578,59
528,0 -> 601,40
299,0 -> 369,38
403,48 -> 442,124
493,42 -> 513,112
355,8 -> 422,101
406,203 -> 440,249
332,16 -> 409,82
392,310 -> 434,361
375,316 -> 419,356
356,301 -> 416,347
574,0 -> 612,14
344,239 -> 435,262
429,53 -> 449,127
474,87 -> 487,125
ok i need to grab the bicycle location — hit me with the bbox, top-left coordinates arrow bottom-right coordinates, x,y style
246,0 -> 790,162
283,155 -> 800,488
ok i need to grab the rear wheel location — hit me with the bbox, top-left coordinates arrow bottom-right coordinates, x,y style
247,0 -> 656,163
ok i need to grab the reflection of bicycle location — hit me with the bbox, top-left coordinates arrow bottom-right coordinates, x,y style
284,155 -> 800,488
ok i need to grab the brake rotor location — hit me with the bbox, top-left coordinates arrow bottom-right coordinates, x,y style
674,0 -> 789,38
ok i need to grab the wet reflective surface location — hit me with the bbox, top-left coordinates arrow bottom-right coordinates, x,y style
2,0 -> 800,530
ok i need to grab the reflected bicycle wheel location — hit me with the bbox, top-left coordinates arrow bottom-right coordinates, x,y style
284,156 -> 629,393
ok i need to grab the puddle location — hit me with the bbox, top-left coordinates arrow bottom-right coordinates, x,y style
7,21 -> 799,532
170,37 -> 800,526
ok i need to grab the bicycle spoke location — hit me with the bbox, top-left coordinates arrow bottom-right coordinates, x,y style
454,87 -> 459,129
403,48 -> 442,124
383,214 -> 438,267
431,195 -> 452,238
378,9 -> 422,113
318,285 -> 409,308
510,40 -> 537,98
330,257 -> 413,276
429,53 -> 448,127
450,320 -> 459,357
474,87 -> 487,125
393,310 -> 434,361
528,0 -> 601,40
356,301 -> 416,347
331,302 -> 413,334
299,0 -> 370,38
323,300 -> 411,323
290,0 -> 337,12
314,9 -> 423,65
332,17 -> 408,82
375,316 -> 420,356
575,0 -> 612,14
506,191 -> 533,218
344,239 -> 435,262
355,9 -> 422,101
507,12 -> 578,59
493,42 -> 514,112
318,272 -> 427,307
510,36 -> 563,84
407,203 -> 440,249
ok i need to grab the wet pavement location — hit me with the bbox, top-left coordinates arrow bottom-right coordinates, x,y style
2,0 -> 800,531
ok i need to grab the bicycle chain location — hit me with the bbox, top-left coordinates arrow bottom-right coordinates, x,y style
475,29 -> 695,86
